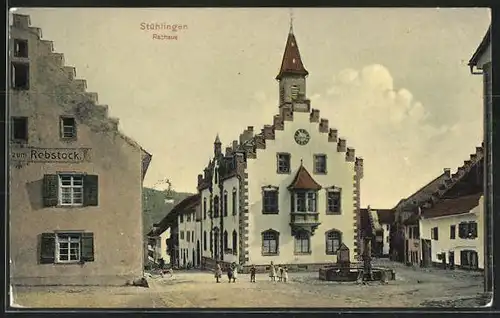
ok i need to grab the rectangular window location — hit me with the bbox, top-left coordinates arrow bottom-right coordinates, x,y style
294,233 -> 310,254
203,199 -> 207,219
277,153 -> 291,174
296,192 -> 306,212
450,225 -> 456,239
38,232 -> 94,264
60,117 -> 77,139
431,227 -> 439,241
459,222 -> 478,239
180,231 -> 184,240
14,39 -> 28,58
56,233 -> 81,263
59,174 -> 84,206
262,231 -> 278,255
314,154 -> 327,174
180,214 -> 184,223
262,189 -> 279,214
11,62 -> 29,90
203,231 -> 207,251
223,192 -> 228,217
326,189 -> 341,214
11,116 -> 28,142
326,231 -> 341,255
187,231 -> 190,242
187,213 -> 191,222
307,192 -> 317,212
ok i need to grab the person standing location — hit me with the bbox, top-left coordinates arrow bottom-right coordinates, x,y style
269,261 -> 276,282
278,265 -> 284,282
283,266 -> 288,283
227,264 -> 234,283
215,262 -> 222,283
232,263 -> 238,283
250,265 -> 256,283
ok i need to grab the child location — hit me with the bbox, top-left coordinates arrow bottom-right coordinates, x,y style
232,263 -> 238,283
215,262 -> 222,283
278,265 -> 284,282
283,266 -> 288,283
250,265 -> 256,283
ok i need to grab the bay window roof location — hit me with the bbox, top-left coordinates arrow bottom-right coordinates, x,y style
288,165 -> 322,191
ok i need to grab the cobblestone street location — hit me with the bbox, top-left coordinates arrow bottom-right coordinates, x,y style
11,260 -> 487,308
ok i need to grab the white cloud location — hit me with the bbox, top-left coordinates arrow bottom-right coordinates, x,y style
306,64 -> 482,207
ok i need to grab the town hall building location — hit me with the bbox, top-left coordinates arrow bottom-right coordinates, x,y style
194,25 -> 364,272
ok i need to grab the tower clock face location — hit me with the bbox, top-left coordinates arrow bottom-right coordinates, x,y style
294,129 -> 310,146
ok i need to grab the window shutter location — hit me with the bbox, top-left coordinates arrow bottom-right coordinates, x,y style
471,222 -> 478,238
40,232 -> 56,264
83,175 -> 99,206
43,174 -> 59,207
81,232 -> 95,262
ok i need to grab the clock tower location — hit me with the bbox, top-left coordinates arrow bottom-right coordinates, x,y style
276,19 -> 309,114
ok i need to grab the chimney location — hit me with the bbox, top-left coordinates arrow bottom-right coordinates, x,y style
232,140 -> 238,150
443,168 -> 451,177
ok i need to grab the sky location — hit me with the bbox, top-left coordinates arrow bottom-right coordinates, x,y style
13,8 -> 490,207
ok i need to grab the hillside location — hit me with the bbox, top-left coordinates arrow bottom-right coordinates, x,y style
142,187 -> 194,235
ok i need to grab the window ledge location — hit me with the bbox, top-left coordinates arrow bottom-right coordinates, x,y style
314,171 -> 327,175
276,171 -> 291,175
262,252 -> 279,257
326,212 -> 342,215
262,211 -> 279,215
60,137 -> 77,142
294,252 -> 312,256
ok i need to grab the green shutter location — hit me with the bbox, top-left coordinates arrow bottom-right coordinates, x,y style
83,175 -> 98,206
43,174 -> 59,207
40,233 -> 56,264
81,232 -> 94,262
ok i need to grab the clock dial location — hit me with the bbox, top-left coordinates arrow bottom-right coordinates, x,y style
294,129 -> 310,145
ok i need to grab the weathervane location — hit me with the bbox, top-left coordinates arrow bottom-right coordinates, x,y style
289,8 -> 294,34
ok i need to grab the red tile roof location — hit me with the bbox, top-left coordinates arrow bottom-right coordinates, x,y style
288,165 -> 322,191
421,193 -> 482,219
276,31 -> 309,80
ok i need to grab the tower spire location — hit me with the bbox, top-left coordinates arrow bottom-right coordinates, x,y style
289,8 -> 294,34
276,15 -> 308,81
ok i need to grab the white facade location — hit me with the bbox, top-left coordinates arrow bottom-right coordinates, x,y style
419,196 -> 484,269
246,112 -> 357,264
159,228 -> 171,264
382,224 -> 391,256
178,208 -> 197,267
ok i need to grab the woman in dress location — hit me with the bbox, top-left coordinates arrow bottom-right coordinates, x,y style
232,262 -> 238,283
269,261 -> 276,282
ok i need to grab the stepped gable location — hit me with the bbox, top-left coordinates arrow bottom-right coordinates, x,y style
287,164 -> 322,191
233,107 -> 364,176
424,143 -> 484,208
11,14 -> 152,176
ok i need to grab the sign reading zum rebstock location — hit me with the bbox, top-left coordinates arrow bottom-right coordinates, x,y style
11,147 -> 91,163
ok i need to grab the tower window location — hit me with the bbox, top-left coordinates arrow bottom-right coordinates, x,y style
11,62 -> 29,90
60,117 -> 77,139
291,85 -> 299,100
13,39 -> 28,58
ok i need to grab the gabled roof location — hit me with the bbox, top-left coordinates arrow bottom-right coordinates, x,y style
148,194 -> 200,236
394,169 -> 452,210
276,31 -> 309,80
421,193 -> 482,219
469,24 -> 491,68
288,165 -> 322,191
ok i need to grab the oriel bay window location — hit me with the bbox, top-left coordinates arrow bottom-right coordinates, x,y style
291,191 -> 318,213
262,229 -> 279,255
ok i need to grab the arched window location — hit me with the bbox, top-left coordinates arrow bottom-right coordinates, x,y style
203,198 -> 207,219
223,191 -> 228,217
261,229 -> 279,255
223,230 -> 228,252
232,230 -> 238,253
232,188 -> 237,216
213,228 -> 219,259
203,231 -> 207,251
294,231 -> 310,254
213,195 -> 219,218
326,230 -> 342,255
